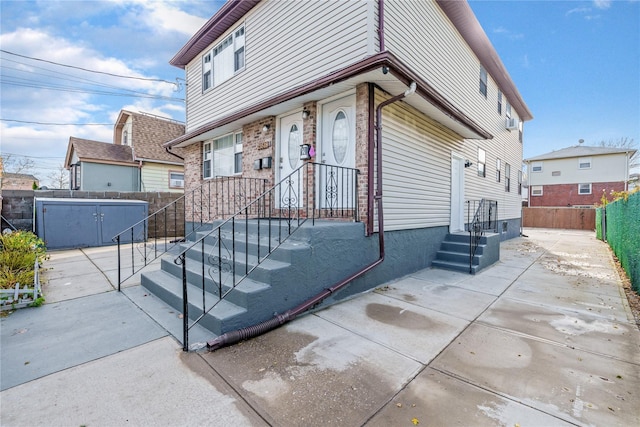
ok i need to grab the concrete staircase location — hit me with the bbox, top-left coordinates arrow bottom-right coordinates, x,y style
141,220 -> 370,337
432,232 -> 500,274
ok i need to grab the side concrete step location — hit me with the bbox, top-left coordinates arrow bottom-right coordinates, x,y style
432,232 -> 500,275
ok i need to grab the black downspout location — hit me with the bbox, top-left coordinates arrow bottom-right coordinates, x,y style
165,146 -> 184,161
206,82 -> 417,351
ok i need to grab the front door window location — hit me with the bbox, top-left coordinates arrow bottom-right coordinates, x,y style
331,111 -> 348,165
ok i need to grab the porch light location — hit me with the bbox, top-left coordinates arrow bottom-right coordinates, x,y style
302,108 -> 310,120
262,124 -> 270,133
300,143 -> 311,160
464,160 -> 473,168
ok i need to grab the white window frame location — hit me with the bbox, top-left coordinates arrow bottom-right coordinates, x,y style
477,148 -> 486,177
505,163 -> 511,192
506,102 -> 512,119
479,66 -> 488,98
497,90 -> 502,115
531,162 -> 543,173
169,171 -> 184,189
531,185 -> 543,196
201,24 -> 245,93
578,157 -> 592,169
203,132 -> 243,179
578,183 -> 592,195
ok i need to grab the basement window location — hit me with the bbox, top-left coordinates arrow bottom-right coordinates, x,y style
531,186 -> 543,196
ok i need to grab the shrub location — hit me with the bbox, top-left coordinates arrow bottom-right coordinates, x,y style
0,231 -> 47,290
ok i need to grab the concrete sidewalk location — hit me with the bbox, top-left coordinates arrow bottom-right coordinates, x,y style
1,228 -> 639,426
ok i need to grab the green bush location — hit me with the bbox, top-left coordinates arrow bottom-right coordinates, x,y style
0,231 -> 47,290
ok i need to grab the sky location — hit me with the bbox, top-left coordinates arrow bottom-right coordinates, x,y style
1,0 -> 638,188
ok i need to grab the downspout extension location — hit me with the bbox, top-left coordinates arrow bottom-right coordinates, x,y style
206,81 -> 417,351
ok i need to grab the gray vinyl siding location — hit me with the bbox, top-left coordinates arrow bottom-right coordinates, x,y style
384,0 -> 523,223
377,89 -> 522,231
185,0 -> 373,132
80,162 -> 139,192
378,91 -> 462,231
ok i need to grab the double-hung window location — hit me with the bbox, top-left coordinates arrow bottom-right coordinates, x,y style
506,102 -> 512,119
477,148 -> 486,177
203,132 -> 243,179
518,170 -> 522,195
578,157 -> 591,169
578,183 -> 592,194
479,66 -> 488,98
497,90 -> 503,115
202,24 -> 245,92
505,163 -> 511,192
496,158 -> 501,182
531,162 -> 543,173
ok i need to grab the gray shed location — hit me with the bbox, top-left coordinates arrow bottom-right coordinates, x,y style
34,198 -> 148,249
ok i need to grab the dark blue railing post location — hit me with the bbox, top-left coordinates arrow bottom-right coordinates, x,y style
117,235 -> 121,292
181,254 -> 189,351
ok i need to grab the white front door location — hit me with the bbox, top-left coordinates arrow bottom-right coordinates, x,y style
450,153 -> 465,232
277,112 -> 304,208
318,94 -> 356,209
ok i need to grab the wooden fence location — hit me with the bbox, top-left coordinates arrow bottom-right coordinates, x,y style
522,207 -> 596,230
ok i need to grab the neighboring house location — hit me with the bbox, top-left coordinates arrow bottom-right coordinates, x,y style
524,145 -> 637,207
142,0 -> 533,339
64,111 -> 185,192
0,172 -> 39,190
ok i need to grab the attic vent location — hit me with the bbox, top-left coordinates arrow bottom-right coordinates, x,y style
505,118 -> 518,131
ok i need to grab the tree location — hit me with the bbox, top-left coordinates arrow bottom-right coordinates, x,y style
46,164 -> 69,189
1,153 -> 36,174
597,137 -> 639,169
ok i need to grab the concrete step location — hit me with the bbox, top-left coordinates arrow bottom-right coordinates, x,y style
431,259 -> 478,275
439,240 -> 486,255
434,249 -> 480,266
141,269 -> 248,335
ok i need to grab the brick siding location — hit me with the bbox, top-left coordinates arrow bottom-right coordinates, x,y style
529,181 -> 627,207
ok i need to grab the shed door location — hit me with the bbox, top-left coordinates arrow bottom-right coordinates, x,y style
42,203 -> 100,248
100,204 -> 147,243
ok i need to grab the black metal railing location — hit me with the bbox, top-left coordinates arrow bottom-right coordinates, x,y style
466,199 -> 498,273
177,162 -> 359,350
112,176 -> 267,289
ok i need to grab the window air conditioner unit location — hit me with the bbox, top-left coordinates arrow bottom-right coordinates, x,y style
171,179 -> 184,188
505,118 -> 518,131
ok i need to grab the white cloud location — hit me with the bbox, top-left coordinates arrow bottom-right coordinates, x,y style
566,7 -> 591,16
593,0 -> 612,10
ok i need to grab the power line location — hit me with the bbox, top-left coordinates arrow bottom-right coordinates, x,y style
2,152 -> 65,159
0,79 -> 184,101
1,49 -> 179,86
1,119 -> 111,126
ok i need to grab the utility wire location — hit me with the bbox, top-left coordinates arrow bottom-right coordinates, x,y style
1,49 -> 178,86
1,119 -> 112,126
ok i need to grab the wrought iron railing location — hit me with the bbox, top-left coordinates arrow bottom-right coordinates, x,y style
112,176 -> 267,289
466,199 -> 498,273
177,162 -> 359,350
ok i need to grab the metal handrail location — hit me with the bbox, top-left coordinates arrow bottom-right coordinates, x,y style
112,176 -> 267,290
466,199 -> 498,273
177,162 -> 360,350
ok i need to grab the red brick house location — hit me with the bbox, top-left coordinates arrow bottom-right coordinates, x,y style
524,145 -> 636,207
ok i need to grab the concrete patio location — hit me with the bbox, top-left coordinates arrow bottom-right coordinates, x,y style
1,228 -> 639,426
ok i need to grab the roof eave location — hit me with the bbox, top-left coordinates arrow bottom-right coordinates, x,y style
170,0 -> 261,69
